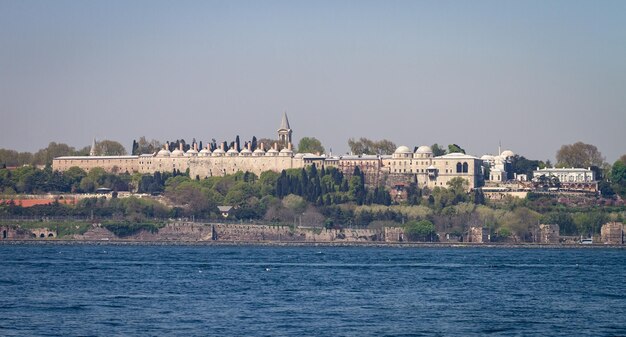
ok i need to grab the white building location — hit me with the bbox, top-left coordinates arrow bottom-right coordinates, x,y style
533,167 -> 597,192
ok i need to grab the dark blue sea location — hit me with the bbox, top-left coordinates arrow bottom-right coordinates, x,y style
1,245 -> 625,336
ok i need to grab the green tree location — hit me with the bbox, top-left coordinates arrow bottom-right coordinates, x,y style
0,149 -> 34,167
556,142 -> 604,168
94,140 -> 128,156
32,142 -> 77,165
282,194 -> 307,214
430,144 -> 446,156
611,158 -> 626,197
251,136 -> 258,151
64,166 -> 87,192
348,138 -> 396,155
509,155 -> 544,179
541,212 -> 576,235
572,211 -> 608,237
447,144 -> 466,154
447,177 -> 469,194
297,137 -> 325,154
134,137 -> 161,155
404,220 -> 436,242
499,207 -> 541,241
131,140 -> 139,155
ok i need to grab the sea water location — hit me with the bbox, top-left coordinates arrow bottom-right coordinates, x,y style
1,245 -> 625,336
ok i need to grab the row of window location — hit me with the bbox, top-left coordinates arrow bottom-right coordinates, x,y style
555,175 -> 592,182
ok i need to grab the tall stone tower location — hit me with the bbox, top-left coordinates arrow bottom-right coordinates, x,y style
277,112 -> 292,147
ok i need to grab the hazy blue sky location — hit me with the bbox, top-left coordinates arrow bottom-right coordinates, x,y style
1,0 -> 625,162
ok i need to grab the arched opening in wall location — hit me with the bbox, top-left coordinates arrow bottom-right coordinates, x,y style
48,233 -> 55,238
2,230 -> 6,239
456,163 -> 462,173
463,162 -> 468,173
40,233 -> 45,238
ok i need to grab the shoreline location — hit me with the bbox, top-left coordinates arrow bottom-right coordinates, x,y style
1,239 -> 624,249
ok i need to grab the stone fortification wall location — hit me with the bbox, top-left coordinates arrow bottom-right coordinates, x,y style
383,227 -> 405,242
188,156 -> 305,178
539,224 -> 560,244
72,225 -> 117,240
468,226 -> 489,243
53,156 -> 141,174
121,222 -> 213,241
53,155 -> 304,178
212,224 -> 305,242
73,223 -> 212,241
69,223 -> 385,242
1,226 -> 34,240
384,173 -> 417,189
483,191 -> 529,200
141,157 -> 189,174
601,222 -> 624,245
211,224 -> 383,242
31,228 -> 57,238
1,226 -> 56,239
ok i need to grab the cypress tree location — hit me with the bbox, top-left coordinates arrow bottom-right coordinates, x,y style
131,140 -> 138,155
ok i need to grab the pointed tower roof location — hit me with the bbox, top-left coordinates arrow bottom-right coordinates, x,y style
89,138 -> 97,156
279,111 -> 291,130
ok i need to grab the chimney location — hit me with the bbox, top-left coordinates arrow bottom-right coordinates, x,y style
248,142 -> 252,151
288,142 -> 292,150
179,143 -> 183,151
221,143 -> 225,151
260,142 -> 265,151
194,142 -> 198,151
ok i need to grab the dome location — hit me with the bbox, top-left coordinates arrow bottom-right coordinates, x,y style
212,148 -> 225,156
279,148 -> 293,156
394,146 -> 412,154
157,149 -> 171,157
266,148 -> 279,156
481,155 -> 495,161
500,150 -> 515,158
239,148 -> 252,156
253,148 -> 265,156
171,149 -> 184,157
226,148 -> 239,156
198,148 -> 211,156
415,145 -> 433,154
185,149 -> 198,156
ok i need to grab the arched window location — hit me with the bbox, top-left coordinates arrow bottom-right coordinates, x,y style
456,163 -> 462,173
463,162 -> 468,173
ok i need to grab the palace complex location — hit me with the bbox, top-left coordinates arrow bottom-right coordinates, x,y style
52,112 -> 595,193
53,113 -> 487,191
